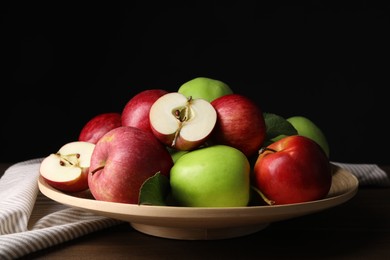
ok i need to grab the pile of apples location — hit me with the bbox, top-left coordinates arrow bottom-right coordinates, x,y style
40,77 -> 332,207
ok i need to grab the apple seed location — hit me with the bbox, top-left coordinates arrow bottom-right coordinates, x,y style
54,153 -> 82,167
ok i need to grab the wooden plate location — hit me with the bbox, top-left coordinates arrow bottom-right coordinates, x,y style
38,164 -> 358,240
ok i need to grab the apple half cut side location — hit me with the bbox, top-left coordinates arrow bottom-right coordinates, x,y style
149,92 -> 217,151
39,141 -> 95,193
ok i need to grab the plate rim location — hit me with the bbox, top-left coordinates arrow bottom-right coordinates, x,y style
38,165 -> 359,225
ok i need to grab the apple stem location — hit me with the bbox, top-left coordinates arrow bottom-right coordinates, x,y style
172,122 -> 184,148
251,185 -> 275,206
258,147 -> 277,155
172,99 -> 193,148
90,165 -> 105,175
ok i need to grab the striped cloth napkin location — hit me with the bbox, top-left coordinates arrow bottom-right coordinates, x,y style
0,158 -> 122,260
332,161 -> 390,187
0,158 -> 389,259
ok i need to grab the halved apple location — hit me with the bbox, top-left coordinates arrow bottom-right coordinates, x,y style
149,92 -> 217,151
39,141 -> 95,192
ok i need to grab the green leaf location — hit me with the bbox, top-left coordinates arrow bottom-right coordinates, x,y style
138,172 -> 170,206
263,112 -> 298,144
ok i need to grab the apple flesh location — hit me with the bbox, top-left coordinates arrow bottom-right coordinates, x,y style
170,145 -> 251,207
88,126 -> 174,204
211,94 -> 266,157
78,112 -> 122,144
178,76 -> 233,102
39,141 -> 96,192
121,89 -> 169,134
149,92 -> 217,151
253,135 -> 332,205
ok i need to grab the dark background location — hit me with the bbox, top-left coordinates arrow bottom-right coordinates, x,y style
1,2 -> 389,164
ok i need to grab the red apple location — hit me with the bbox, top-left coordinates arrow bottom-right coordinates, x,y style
39,141 -> 95,192
78,112 -> 122,144
149,92 -> 217,151
210,94 -> 266,157
88,126 -> 174,204
253,135 -> 332,205
121,89 -> 169,134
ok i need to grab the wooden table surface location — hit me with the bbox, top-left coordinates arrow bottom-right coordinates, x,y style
1,163 -> 390,259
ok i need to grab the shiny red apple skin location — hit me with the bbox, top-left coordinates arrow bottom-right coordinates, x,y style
210,94 -> 266,157
253,135 -> 332,205
78,112 -> 122,144
88,126 -> 174,204
121,89 -> 169,134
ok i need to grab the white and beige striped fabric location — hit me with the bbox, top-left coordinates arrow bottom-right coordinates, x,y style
0,158 -> 389,259
333,161 -> 390,187
0,158 -> 122,260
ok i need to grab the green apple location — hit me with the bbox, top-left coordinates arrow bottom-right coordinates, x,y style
273,116 -> 330,158
169,145 -> 251,207
165,146 -> 189,163
178,77 -> 233,102
170,149 -> 189,163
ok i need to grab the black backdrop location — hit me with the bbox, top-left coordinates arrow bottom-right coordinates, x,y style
1,2 -> 389,164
